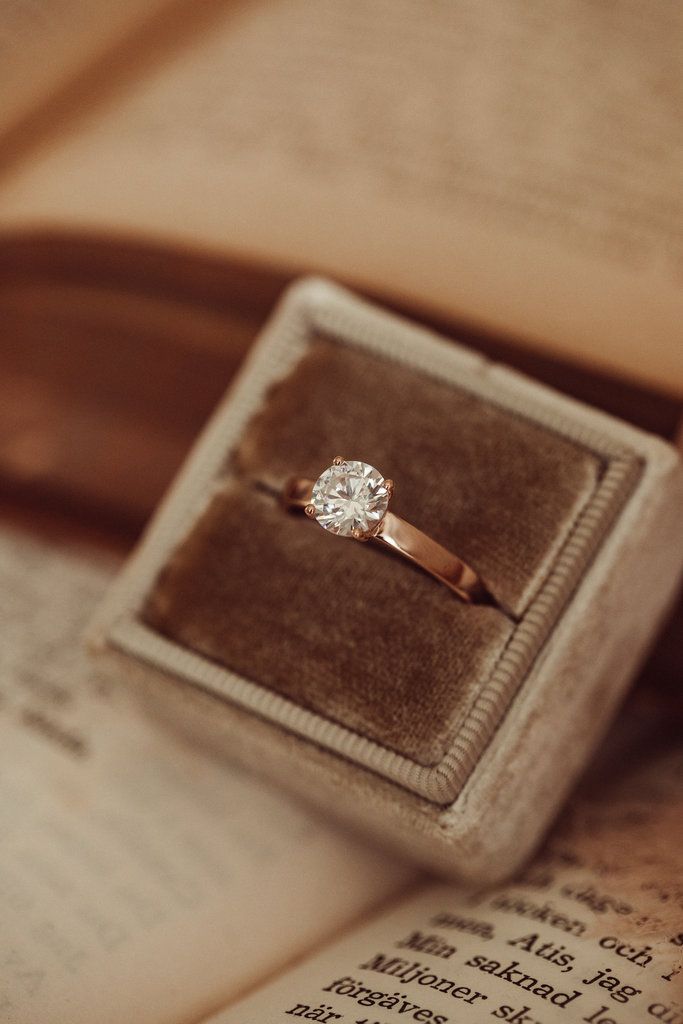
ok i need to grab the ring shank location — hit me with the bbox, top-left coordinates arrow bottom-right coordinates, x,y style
376,511 -> 489,603
284,476 -> 491,604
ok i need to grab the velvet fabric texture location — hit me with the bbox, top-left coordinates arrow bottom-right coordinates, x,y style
143,338 -> 601,767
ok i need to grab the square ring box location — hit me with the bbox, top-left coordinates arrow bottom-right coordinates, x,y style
88,278 -> 683,884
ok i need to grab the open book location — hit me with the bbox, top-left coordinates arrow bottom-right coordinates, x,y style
2,502 -> 682,1023
1,5 -> 682,1021
1,0 -> 682,399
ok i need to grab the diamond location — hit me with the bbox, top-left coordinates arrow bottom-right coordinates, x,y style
311,460 -> 390,537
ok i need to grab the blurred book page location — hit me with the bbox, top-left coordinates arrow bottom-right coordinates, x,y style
0,0 -> 681,392
207,743 -> 683,1022
0,0 -> 174,136
0,526 -> 412,1024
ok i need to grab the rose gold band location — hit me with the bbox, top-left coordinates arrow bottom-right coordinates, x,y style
284,476 -> 492,604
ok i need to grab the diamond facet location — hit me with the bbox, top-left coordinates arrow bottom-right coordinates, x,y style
310,460 -> 390,537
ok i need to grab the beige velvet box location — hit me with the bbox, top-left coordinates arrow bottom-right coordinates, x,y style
88,279 -> 683,883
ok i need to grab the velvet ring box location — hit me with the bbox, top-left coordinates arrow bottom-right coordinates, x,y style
88,279 -> 683,883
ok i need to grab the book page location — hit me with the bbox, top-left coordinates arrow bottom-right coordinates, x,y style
0,0 -> 175,136
0,524 -> 413,1024
0,0 -> 681,392
208,734 -> 683,1022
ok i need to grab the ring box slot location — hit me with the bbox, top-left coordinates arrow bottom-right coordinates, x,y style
89,279 -> 683,881
142,337 -> 606,769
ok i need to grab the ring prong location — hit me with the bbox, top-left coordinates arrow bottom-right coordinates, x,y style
305,504 -> 317,518
332,455 -> 345,466
351,527 -> 369,541
384,478 -> 394,497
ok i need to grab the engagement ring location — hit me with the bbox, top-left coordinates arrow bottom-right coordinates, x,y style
284,457 -> 492,604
